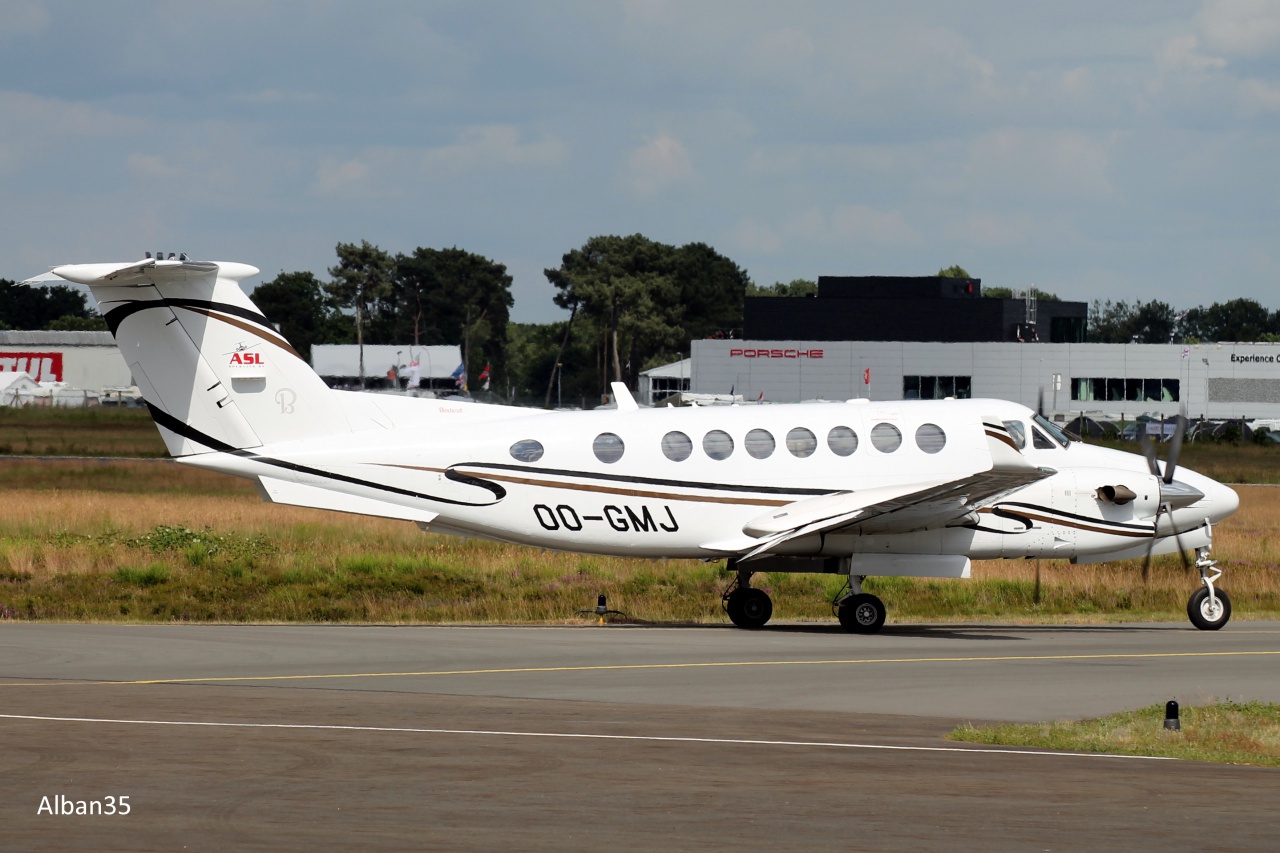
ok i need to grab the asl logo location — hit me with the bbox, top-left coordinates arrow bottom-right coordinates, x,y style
230,352 -> 264,366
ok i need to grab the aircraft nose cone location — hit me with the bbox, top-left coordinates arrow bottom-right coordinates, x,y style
1215,482 -> 1240,519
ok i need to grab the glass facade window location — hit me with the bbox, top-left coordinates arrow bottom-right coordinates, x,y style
903,376 -> 972,400
1072,378 -> 1179,402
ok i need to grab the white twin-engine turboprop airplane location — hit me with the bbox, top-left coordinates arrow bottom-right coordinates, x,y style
33,256 -> 1241,632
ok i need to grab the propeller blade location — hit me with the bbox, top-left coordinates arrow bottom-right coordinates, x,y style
1140,431 -> 1160,478
1037,387 -> 1045,419
1164,413 -> 1186,485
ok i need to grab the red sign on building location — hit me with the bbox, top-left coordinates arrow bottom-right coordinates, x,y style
0,352 -> 64,382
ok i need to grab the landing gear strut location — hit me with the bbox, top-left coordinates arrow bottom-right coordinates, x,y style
722,561 -> 772,629
834,574 -> 886,634
1188,529 -> 1231,631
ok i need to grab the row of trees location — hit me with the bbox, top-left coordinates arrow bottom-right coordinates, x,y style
1087,298 -> 1280,344
0,285 -> 105,331
5,253 -> 1280,403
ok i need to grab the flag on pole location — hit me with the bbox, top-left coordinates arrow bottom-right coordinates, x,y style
863,368 -> 871,385
450,362 -> 466,390
404,357 -> 420,388
479,363 -> 491,391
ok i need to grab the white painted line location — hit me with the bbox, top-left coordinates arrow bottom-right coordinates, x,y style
0,713 -> 1174,761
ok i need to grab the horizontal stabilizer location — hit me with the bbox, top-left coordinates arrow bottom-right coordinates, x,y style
256,476 -> 439,524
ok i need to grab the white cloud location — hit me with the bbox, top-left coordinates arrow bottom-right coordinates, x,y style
964,129 -> 1113,200
313,157 -> 372,197
420,126 -> 566,175
1158,34 -> 1228,71
623,133 -> 693,196
1198,0 -> 1280,58
0,1 -> 49,38
126,154 -> 181,180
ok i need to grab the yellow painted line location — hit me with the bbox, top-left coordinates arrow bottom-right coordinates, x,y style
1,649 -> 1278,688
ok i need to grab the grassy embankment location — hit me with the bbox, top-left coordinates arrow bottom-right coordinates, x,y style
0,408 -> 1278,624
0,407 -> 166,457
951,700 -> 1280,766
1,458 -> 1278,624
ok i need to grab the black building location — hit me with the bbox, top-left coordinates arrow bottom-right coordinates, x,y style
744,276 -> 1088,343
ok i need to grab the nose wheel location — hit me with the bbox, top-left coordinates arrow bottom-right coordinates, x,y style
1188,530 -> 1231,630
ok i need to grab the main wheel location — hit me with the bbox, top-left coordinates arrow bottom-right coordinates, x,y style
1187,587 -> 1231,631
838,593 -> 886,634
725,588 -> 773,629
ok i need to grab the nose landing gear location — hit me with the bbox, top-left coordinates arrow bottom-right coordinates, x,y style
1187,521 -> 1231,631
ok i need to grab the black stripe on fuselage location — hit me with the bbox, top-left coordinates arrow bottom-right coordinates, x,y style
453,460 -> 833,498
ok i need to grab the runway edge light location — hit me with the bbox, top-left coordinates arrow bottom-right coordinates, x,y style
1164,700 -> 1181,731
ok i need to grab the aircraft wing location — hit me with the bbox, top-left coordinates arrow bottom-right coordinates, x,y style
705,427 -> 1054,561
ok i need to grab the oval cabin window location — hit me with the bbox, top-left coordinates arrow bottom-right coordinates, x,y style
786,427 -> 818,458
915,423 -> 946,454
745,428 -> 775,459
827,426 -> 859,456
593,432 -> 625,464
509,439 -> 544,463
661,431 -> 693,462
703,430 -> 734,460
870,423 -> 903,453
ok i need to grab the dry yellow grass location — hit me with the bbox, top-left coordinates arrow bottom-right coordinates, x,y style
1,468 -> 1278,624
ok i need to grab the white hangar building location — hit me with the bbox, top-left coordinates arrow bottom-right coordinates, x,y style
0,330 -> 133,390
689,339 -> 1280,421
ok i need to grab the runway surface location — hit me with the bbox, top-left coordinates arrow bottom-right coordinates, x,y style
2,620 -> 1278,850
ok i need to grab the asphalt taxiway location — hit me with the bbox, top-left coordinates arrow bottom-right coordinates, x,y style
2,621 -> 1278,850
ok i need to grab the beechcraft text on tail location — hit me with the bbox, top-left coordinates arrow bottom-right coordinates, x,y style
23,255 -> 1241,633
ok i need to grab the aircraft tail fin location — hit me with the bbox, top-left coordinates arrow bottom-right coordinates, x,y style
51,257 -> 351,456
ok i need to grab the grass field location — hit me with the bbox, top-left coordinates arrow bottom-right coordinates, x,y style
950,700 -> 1280,766
1,458 -> 1277,625
0,408 -> 166,458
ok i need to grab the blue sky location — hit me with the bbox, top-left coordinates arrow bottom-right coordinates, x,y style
2,1 -> 1277,322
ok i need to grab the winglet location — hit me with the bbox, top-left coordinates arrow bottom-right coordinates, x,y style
611,382 -> 640,412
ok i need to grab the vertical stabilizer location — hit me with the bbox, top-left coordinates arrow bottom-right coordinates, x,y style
53,258 -> 351,455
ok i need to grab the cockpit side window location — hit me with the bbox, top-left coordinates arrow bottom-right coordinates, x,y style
1032,428 -> 1055,450
1032,413 -> 1071,448
1002,420 -> 1027,450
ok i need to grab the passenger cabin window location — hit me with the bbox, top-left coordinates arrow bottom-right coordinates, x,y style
1002,421 -> 1027,450
509,439 -> 545,463
786,427 -> 817,458
703,430 -> 734,460
915,423 -> 946,454
745,428 -> 775,459
661,431 -> 692,462
870,423 -> 903,453
593,432 -> 625,463
827,426 -> 859,456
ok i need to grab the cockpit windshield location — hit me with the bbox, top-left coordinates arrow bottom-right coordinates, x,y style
1032,413 -> 1071,448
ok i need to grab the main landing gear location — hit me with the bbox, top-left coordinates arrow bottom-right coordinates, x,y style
1188,532 -> 1231,631
722,563 -> 772,629
834,575 -> 886,634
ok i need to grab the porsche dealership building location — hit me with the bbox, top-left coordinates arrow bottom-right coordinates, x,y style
683,276 -> 1280,420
